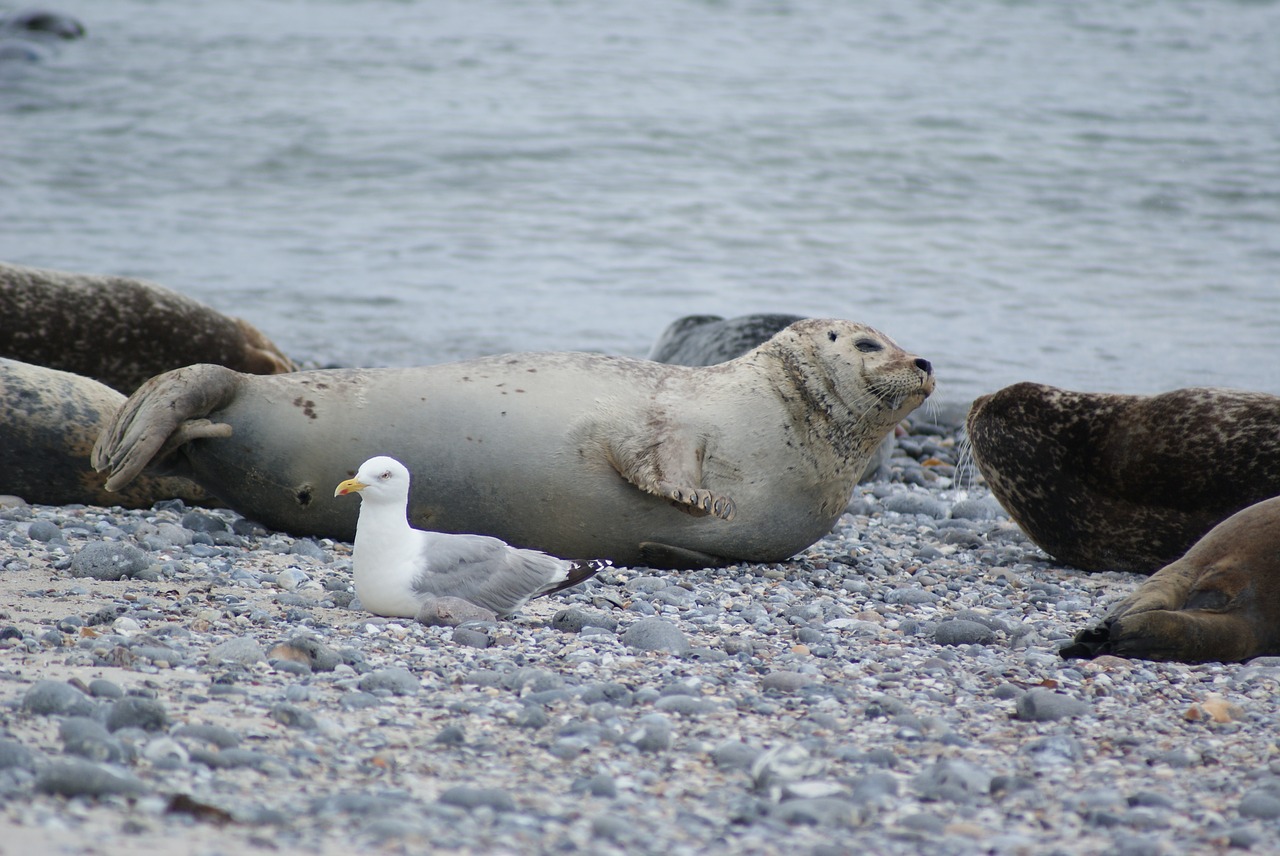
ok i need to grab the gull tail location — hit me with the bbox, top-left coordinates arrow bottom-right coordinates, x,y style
536,559 -> 612,599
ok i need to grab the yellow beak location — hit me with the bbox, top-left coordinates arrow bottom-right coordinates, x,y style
334,478 -> 367,497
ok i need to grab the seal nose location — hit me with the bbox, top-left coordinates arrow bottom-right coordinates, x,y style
914,358 -> 932,375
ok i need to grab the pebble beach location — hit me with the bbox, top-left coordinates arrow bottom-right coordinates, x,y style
2,404 -> 1278,856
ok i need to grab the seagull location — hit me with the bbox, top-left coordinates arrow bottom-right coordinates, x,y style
333,455 -> 607,618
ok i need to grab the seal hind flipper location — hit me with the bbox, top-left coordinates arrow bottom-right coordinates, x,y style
638,542 -> 730,570
93,364 -> 242,491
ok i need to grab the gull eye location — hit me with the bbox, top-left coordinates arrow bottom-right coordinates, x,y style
855,338 -> 883,353
380,470 -> 392,480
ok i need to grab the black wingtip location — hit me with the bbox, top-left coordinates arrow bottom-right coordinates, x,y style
536,559 -> 611,599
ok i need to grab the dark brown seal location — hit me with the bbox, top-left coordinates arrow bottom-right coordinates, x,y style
92,319 -> 934,568
966,382 -> 1280,574
1062,496 -> 1280,663
0,261 -> 295,393
0,358 -> 210,508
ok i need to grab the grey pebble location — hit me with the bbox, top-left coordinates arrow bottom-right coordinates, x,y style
60,717 -> 127,763
625,714 -> 673,752
22,680 -> 95,717
69,542 -> 149,581
621,618 -> 690,654
0,738 -> 36,772
1238,790 -> 1280,820
416,597 -> 498,627
1015,688 -> 1090,722
451,627 -> 491,648
36,758 -> 147,797
934,619 -> 995,646
438,785 -> 515,812
711,740 -> 763,772
181,511 -> 229,533
207,637 -> 266,667
882,493 -> 948,519
358,667 -> 419,696
173,724 -> 241,749
653,695 -> 716,715
27,520 -> 62,542
270,704 -> 319,730
434,725 -> 466,746
761,671 -> 816,692
551,608 -> 618,633
104,696 -> 168,731
913,759 -> 993,802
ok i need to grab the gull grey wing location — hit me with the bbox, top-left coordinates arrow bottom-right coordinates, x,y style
410,533 -> 568,617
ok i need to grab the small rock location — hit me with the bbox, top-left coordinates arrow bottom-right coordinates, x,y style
1015,689 -> 1089,722
358,667 -> 419,696
621,618 -> 690,654
105,697 -> 168,733
70,542 -> 149,581
552,608 -> 619,633
1238,791 -> 1280,820
36,759 -> 147,798
761,671 -> 816,693
416,597 -> 498,627
438,786 -> 515,812
625,714 -> 673,752
22,680 -> 95,717
27,520 -> 62,542
206,637 -> 267,667
934,619 -> 995,646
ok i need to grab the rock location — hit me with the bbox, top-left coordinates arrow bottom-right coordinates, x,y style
913,759 -> 993,802
27,520 -> 61,542
551,608 -> 619,633
36,759 -> 147,798
1015,689 -> 1089,722
181,511 -> 229,533
207,637 -> 267,667
625,714 -> 673,752
416,597 -> 498,627
438,786 -> 515,812
711,740 -> 763,772
0,738 -> 36,771
270,636 -> 342,671
69,542 -> 149,581
22,680 -> 95,717
105,697 -> 169,733
451,627 -> 491,649
270,704 -> 319,731
761,671 -> 816,692
934,619 -> 995,646
621,619 -> 691,654
883,493 -> 948,518
358,667 -> 419,696
1238,790 -> 1280,820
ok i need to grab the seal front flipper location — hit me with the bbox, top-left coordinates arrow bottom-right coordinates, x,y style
638,542 -> 731,570
92,364 -> 242,491
603,427 -> 736,521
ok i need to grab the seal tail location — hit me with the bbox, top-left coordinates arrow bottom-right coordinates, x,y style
536,559 -> 612,599
91,364 -> 242,491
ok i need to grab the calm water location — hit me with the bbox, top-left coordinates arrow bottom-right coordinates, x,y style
3,0 -> 1278,403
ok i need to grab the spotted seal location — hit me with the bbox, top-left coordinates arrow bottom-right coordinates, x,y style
93,319 -> 934,568
0,261 -> 295,393
966,382 -> 1280,574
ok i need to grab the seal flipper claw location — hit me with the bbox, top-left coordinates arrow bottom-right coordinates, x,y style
93,364 -> 242,491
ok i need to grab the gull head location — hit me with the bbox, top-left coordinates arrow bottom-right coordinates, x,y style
334,455 -> 412,505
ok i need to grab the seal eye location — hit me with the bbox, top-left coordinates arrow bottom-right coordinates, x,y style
855,338 -> 883,353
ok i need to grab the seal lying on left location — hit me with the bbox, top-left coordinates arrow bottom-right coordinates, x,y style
93,319 -> 934,568
0,358 -> 210,507
1062,496 -> 1280,663
966,382 -> 1280,574
0,261 -> 295,393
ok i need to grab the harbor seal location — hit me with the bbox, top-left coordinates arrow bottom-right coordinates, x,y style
648,313 -> 894,482
0,261 -> 295,393
93,319 -> 934,568
0,358 -> 210,508
966,382 -> 1280,574
1061,496 -> 1280,663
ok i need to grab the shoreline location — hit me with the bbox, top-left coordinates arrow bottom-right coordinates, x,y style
1,414 -> 1277,855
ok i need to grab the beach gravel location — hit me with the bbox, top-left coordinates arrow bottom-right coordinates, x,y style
0,408 -> 1277,855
